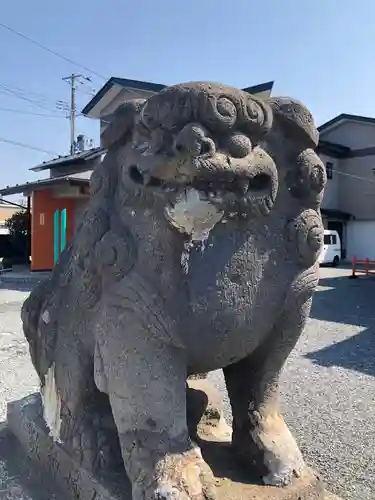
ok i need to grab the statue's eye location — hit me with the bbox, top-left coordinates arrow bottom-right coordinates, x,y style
224,133 -> 252,158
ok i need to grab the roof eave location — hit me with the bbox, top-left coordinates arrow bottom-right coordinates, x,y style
317,140 -> 351,158
82,78 -> 275,119
242,80 -> 274,95
29,147 -> 104,172
0,177 -> 89,197
81,78 -> 117,117
318,113 -> 375,135
82,77 -> 167,118
30,158 -> 86,172
321,208 -> 353,220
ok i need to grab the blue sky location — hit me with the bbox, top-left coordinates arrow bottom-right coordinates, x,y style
0,0 -> 374,191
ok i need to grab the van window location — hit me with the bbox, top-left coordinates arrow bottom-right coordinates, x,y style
324,234 -> 331,245
332,235 -> 337,245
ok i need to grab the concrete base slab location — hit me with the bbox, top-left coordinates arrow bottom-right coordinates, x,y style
7,393 -> 337,500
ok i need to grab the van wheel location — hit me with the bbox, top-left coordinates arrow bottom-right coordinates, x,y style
332,256 -> 340,267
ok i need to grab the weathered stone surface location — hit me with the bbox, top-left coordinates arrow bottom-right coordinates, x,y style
8,393 -> 326,500
7,394 -> 131,500
18,81 -> 327,499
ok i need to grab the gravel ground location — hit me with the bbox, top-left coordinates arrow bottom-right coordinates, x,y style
0,287 -> 38,421
0,285 -> 38,500
1,268 -> 374,499
209,267 -> 375,500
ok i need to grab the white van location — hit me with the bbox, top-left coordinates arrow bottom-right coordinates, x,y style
318,230 -> 341,267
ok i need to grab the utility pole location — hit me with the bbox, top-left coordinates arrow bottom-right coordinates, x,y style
62,73 -> 92,155
62,73 -> 80,155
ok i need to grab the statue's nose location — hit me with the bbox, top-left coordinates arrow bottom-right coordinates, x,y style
174,123 -> 216,158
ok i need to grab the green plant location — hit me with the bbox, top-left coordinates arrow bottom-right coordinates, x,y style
5,210 -> 31,260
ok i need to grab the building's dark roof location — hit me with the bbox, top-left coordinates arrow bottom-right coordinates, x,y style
81,77 -> 274,116
317,140 -> 351,158
318,113 -> 375,133
242,81 -> 274,95
318,139 -> 375,159
81,77 -> 166,116
0,176 -> 89,197
30,147 -> 104,172
321,208 -> 353,221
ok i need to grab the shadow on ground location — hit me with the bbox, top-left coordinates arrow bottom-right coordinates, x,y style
0,282 -> 34,292
306,272 -> 375,377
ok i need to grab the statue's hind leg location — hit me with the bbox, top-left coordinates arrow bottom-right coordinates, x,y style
224,272 -> 318,486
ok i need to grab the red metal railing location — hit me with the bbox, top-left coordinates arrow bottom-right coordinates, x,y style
350,256 -> 375,278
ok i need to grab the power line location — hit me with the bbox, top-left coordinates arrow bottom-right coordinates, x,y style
0,84 -> 46,107
0,83 -> 63,114
76,87 -> 96,97
332,168 -> 375,184
0,137 -> 58,155
0,22 -> 106,82
0,82 -> 77,113
0,106 -> 67,118
0,83 -> 55,102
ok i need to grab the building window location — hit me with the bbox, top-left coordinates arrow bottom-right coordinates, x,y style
326,162 -> 333,179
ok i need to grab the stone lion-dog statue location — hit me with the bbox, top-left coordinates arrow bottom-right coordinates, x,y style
22,81 -> 326,500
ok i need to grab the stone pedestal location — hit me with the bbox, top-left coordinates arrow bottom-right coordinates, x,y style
7,394 -> 131,500
7,388 -> 328,500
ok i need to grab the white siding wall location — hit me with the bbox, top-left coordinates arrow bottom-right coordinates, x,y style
69,170 -> 93,180
346,221 -> 375,260
99,87 -> 157,146
319,153 -> 339,210
50,165 -> 97,179
338,156 -> 375,220
322,121 -> 375,149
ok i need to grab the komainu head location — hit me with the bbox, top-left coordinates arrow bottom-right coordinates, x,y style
98,82 -> 325,244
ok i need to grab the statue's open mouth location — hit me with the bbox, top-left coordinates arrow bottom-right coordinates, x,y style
128,164 -> 277,218
191,172 -> 273,200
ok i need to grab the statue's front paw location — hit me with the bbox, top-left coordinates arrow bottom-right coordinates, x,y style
133,448 -> 216,500
233,411 -> 305,487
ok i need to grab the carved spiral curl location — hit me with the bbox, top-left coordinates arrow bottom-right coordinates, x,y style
94,228 -> 137,281
139,82 -> 273,141
286,209 -> 324,267
200,95 -> 238,131
197,91 -> 272,139
241,97 -> 273,139
76,262 -> 102,308
90,152 -> 119,200
286,148 -> 326,206
76,208 -> 110,259
90,166 -> 105,197
67,205 -> 110,309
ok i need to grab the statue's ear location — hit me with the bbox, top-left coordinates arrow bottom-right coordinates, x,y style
266,97 -> 319,149
101,98 -> 146,149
